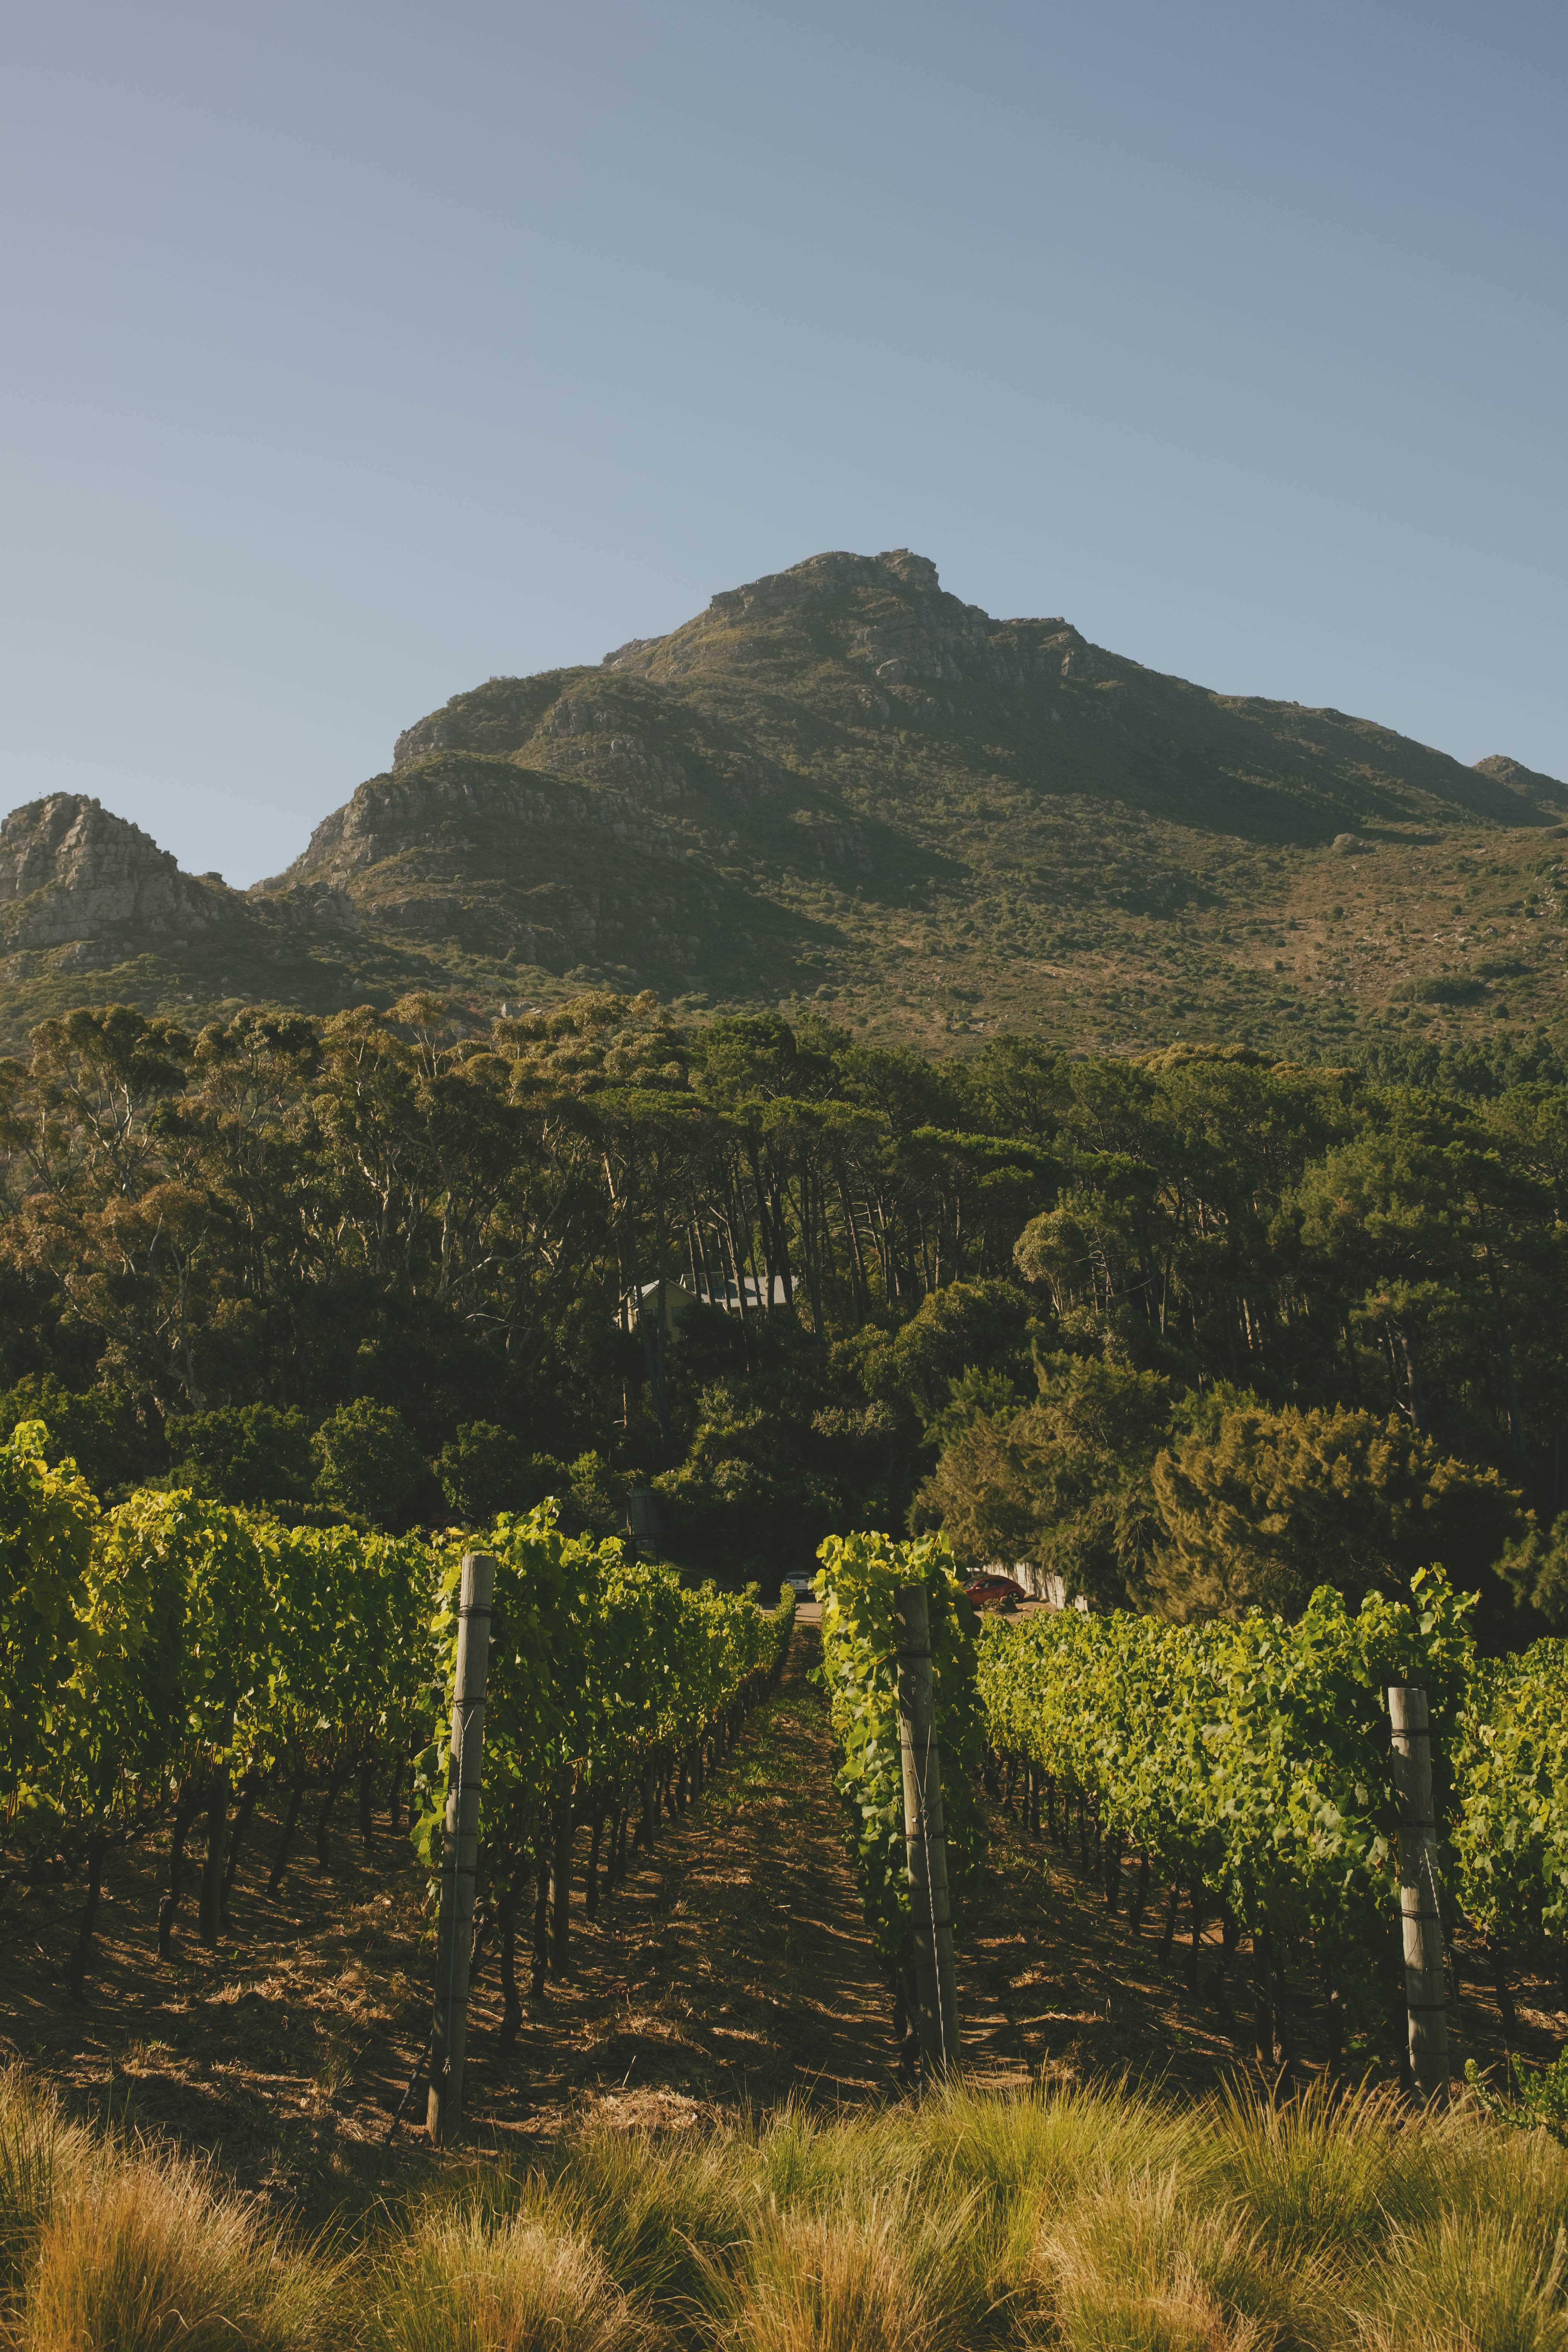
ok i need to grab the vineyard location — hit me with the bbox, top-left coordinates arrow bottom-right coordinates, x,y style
7,1392 -> 1568,2281
982,1574 -> 1568,2072
0,1417 -> 792,2033
8,1396 -> 1568,2102
812,1532 -> 1568,2093
4,1468 -> 1568,2344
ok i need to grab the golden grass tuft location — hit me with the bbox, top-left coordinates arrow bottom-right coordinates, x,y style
1040,2170 -> 1293,2352
543,2118 -> 750,2325
6,2067 -> 1568,2352
1355,2211 -> 1568,2352
0,2067 -> 84,2311
728,2185 -> 978,2352
19,2148 -> 329,2352
363,2202 -> 647,2352
1194,2078 -> 1444,2268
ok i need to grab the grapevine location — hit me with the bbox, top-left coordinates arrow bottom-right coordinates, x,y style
0,1421 -> 792,2004
1451,1637 -> 1568,2014
977,1568 -> 1479,2029
414,1507 -> 793,2027
815,1528 -> 983,2020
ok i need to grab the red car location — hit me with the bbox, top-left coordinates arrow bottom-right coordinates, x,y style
964,1573 -> 1027,1613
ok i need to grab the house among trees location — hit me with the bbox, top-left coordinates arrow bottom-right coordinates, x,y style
614,1274 -> 795,1332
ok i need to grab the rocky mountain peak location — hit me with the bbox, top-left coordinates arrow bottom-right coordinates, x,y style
4,547 -> 1567,1057
701,546 -> 943,620
0,794 -> 220,949
876,548 -> 942,592
597,546 -> 1076,699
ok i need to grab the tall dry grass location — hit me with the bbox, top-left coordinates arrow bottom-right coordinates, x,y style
1042,2170 -> 1284,2352
0,2067 -> 82,2312
728,2183 -> 984,2352
361,2202 -> 646,2352
544,2119 -> 751,2325
0,2067 -> 331,2352
3,2066 -> 1567,2350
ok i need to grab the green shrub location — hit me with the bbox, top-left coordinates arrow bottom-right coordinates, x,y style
436,1420 -> 562,1523
310,1398 -> 426,1523
165,1403 -> 314,1507
1407,976 -> 1487,1006
1465,2050 -> 1568,2146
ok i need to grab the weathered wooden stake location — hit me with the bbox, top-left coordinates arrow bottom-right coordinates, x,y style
427,1550 -> 495,2147
1252,1921 -> 1275,2069
1388,1684 -> 1450,2104
198,1709 -> 234,1948
550,1764 -> 575,1969
895,1584 -> 959,2079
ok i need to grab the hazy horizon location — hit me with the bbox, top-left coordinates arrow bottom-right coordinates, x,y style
5,0 -> 1565,885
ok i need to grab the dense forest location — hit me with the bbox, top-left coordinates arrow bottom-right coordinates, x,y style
2,992 -> 1566,1642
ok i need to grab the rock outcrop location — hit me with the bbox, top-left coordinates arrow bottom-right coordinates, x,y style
268,752 -> 721,979
251,878 -> 361,934
0,795 -> 220,948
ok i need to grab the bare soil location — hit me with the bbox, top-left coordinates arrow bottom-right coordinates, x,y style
962,1773 -> 1560,2098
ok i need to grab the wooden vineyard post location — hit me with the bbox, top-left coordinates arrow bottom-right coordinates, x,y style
895,1584 -> 959,2079
1252,1922 -> 1275,2072
427,1551 -> 496,2147
550,1763 -> 575,1970
198,1706 -> 235,1948
1388,1684 -> 1450,2105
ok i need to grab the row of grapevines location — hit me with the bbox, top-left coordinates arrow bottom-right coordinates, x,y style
815,1529 -> 983,2024
416,1510 -> 794,2027
1,1419 -> 791,2001
1450,1638 -> 1568,1999
0,1422 -> 98,1801
2,1432 -> 443,1986
977,1569 -> 1476,2023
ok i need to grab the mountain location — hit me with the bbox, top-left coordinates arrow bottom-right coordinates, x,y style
1471,754 -> 1568,813
2,795 -> 224,950
0,795 -> 384,1039
4,550 -> 1567,1054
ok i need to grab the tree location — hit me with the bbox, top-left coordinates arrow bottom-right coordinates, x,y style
854,1277 -> 1032,1423
165,1403 -> 314,1507
436,1421 -> 560,1523
1149,1400 -> 1525,1623
0,1373 -> 151,1496
1498,1511 -> 1568,1631
655,1377 -> 843,1577
915,1355 -> 1171,1608
311,1399 -> 426,1523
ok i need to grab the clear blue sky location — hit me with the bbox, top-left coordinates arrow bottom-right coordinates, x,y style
5,0 -> 1564,885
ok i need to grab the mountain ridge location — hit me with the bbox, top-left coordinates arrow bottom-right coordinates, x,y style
4,548 -> 1566,1054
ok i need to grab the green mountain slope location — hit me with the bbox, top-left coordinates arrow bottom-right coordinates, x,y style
5,549 -> 1566,1053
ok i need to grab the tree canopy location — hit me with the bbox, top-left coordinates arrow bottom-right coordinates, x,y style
2,993 -> 1565,1631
